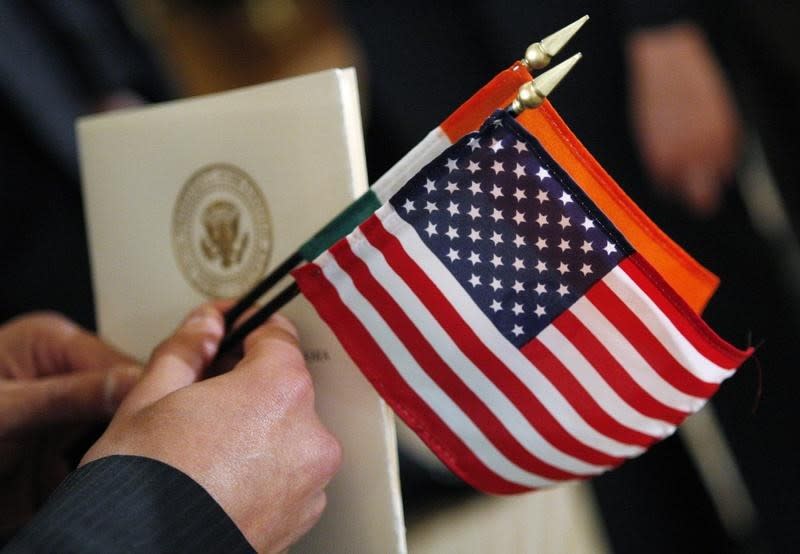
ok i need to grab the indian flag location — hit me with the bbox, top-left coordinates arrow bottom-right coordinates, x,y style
298,63 -> 718,315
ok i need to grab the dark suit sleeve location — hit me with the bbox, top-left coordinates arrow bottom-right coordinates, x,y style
2,455 -> 254,553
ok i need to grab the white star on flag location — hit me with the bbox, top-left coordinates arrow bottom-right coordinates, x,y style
447,201 -> 459,216
536,189 -> 549,203
490,254 -> 503,268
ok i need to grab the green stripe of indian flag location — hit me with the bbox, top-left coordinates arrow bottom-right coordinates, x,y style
299,127 -> 452,261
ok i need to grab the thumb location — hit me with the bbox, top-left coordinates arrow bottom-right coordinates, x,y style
0,364 -> 143,438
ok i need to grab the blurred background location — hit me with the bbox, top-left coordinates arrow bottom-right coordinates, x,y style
2,1 -> 800,552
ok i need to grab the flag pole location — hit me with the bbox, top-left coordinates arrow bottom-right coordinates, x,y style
509,53 -> 582,115
224,252 -> 303,327
218,282 -> 301,357
521,15 -> 588,71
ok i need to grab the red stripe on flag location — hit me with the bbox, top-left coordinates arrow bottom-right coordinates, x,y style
329,237 -> 583,481
292,262 -> 526,494
552,311 -> 688,425
360,214 -> 625,467
587,280 -> 719,398
621,256 -> 752,369
520,339 -> 659,448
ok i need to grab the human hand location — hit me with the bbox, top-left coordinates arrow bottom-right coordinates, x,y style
0,313 -> 141,538
82,304 -> 342,553
626,22 -> 742,216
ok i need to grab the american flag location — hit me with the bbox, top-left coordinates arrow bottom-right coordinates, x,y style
293,111 -> 751,493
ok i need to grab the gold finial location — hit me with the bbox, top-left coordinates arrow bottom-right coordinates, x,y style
509,53 -> 582,115
522,15 -> 589,70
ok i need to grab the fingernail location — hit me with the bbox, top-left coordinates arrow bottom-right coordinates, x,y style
184,306 -> 224,337
104,364 -> 144,414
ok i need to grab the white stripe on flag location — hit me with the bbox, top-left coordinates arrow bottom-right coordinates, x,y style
317,250 -> 558,489
537,325 -> 677,438
347,228 -> 609,475
571,296 -> 706,413
375,204 -> 644,459
372,127 -> 452,204
605,267 -> 737,378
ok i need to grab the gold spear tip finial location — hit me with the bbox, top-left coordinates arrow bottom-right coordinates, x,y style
510,52 -> 582,115
523,15 -> 589,70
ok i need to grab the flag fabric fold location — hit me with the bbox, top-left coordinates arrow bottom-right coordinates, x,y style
293,111 -> 751,494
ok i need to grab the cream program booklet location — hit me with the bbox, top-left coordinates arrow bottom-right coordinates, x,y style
78,69 -> 406,553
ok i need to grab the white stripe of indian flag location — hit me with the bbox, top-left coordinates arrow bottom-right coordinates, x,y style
299,127 -> 452,261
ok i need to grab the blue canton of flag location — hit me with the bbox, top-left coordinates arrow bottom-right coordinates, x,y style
389,111 -> 631,346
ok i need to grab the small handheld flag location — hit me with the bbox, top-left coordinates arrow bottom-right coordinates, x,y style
292,112 -> 752,493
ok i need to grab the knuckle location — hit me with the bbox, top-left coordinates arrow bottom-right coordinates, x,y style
312,429 -> 342,482
15,311 -> 80,339
31,311 -> 72,327
278,366 -> 315,405
307,491 -> 328,523
322,433 -> 343,479
241,341 -> 310,391
242,314 -> 300,353
247,336 -> 305,369
149,338 -> 173,364
267,313 -> 299,338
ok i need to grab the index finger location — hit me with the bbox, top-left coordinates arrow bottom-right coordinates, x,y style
117,304 -> 224,416
233,314 -> 304,378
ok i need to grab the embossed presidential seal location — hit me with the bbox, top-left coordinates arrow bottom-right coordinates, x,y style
172,163 -> 272,298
